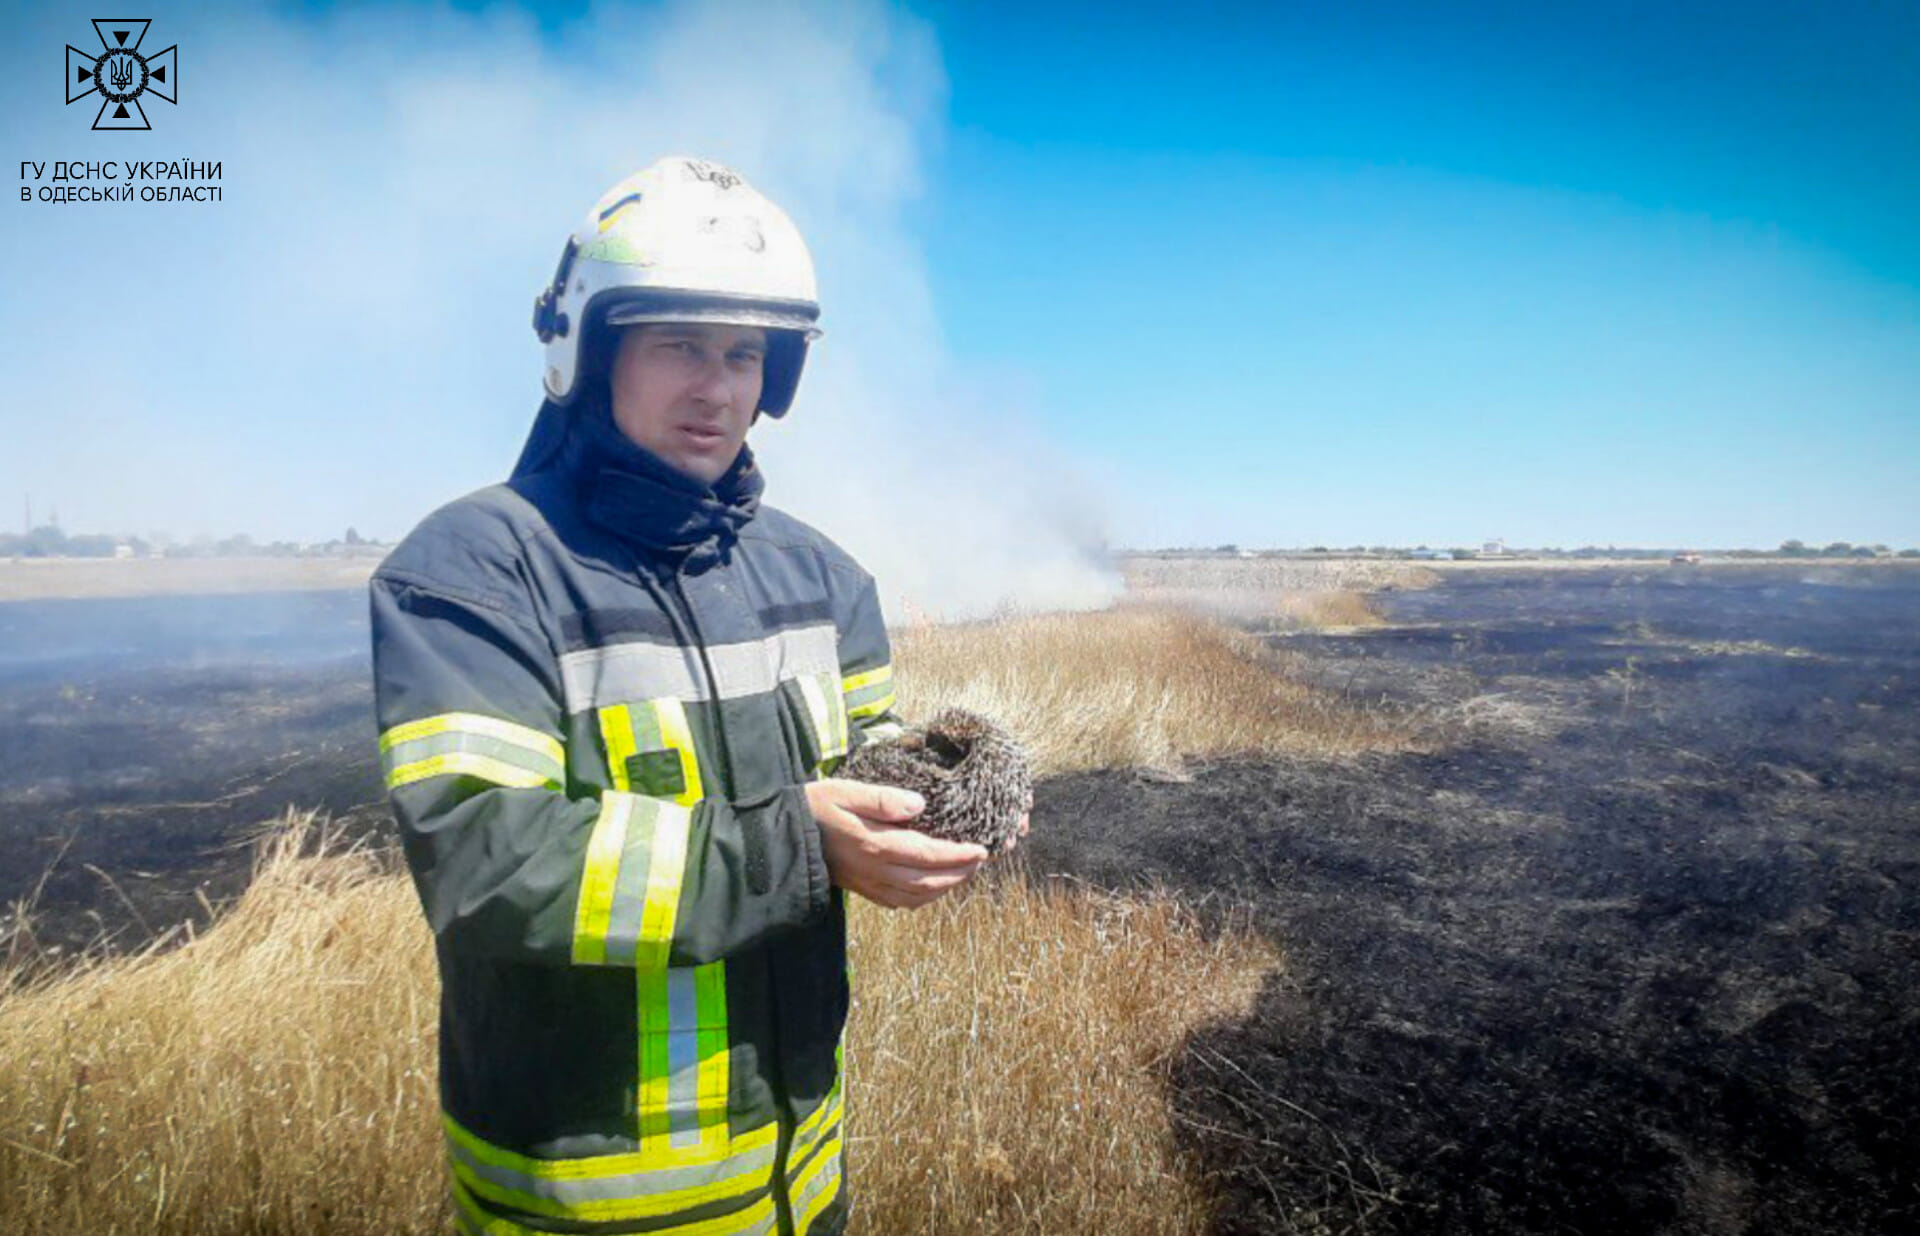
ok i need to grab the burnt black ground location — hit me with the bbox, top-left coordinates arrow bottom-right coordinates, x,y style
0,590 -> 385,955
1023,565 -> 1920,1235
0,658 -> 387,954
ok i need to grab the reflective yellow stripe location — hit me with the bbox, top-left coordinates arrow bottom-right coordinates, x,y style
842,663 -> 895,723
379,712 -> 565,763
652,697 -> 705,807
385,752 -> 557,791
599,698 -> 703,806
846,689 -> 895,722
381,713 -> 565,791
840,663 -> 892,695
598,703 -> 640,793
452,1178 -> 512,1236
787,1066 -> 845,1233
446,1108 -> 776,1181
450,1169 -> 778,1234
789,1134 -> 844,1236
572,792 -> 635,966
794,672 -> 849,775
793,1077 -> 843,1156
635,800 -> 691,970
638,963 -> 731,1158
573,794 -> 691,969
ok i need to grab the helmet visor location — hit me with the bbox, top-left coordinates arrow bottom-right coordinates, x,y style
603,291 -> 822,339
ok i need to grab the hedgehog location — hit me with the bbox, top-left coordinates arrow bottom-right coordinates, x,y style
841,707 -> 1033,853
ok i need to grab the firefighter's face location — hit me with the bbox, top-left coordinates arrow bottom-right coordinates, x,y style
610,323 -> 767,485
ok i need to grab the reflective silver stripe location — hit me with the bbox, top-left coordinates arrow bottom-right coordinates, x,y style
667,967 -> 703,1148
794,672 -> 849,770
445,1119 -> 781,1218
843,680 -> 892,716
454,1148 -> 779,1210
453,1174 -> 780,1235
601,803 -> 662,965
789,1137 -> 844,1235
380,713 -> 566,791
382,732 -> 565,785
791,1083 -> 842,1163
561,625 -> 839,713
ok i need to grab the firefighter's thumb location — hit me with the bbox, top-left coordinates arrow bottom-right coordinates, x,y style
832,778 -> 924,823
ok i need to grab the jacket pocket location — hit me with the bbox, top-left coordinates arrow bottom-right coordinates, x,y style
597,697 -> 704,805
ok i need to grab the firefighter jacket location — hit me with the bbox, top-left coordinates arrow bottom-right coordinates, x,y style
370,398 -> 903,1236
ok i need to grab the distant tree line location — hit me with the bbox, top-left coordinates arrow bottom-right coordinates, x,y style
0,526 -> 127,558
0,526 -> 385,559
1772,540 -> 1913,559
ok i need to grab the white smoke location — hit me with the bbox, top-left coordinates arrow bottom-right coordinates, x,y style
0,0 -> 1119,620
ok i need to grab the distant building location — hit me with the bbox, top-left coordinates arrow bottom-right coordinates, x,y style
1670,552 -> 1703,566
1481,539 -> 1509,557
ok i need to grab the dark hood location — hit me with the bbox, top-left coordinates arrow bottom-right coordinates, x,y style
510,393 -> 763,570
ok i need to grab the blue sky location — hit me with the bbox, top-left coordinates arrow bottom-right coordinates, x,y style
2,1 -> 1915,593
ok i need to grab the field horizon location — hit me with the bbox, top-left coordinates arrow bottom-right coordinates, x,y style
4,550 -> 1912,604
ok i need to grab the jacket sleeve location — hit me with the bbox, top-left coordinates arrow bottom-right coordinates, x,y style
372,571 -> 832,971
834,569 -> 907,752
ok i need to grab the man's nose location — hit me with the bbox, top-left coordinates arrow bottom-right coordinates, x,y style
690,355 -> 735,406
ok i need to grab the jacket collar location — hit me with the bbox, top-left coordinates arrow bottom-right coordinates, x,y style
541,393 -> 764,569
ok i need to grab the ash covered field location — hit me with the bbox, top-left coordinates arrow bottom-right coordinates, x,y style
2,565 -> 1916,1233
1029,564 -> 1920,1234
0,590 -> 386,953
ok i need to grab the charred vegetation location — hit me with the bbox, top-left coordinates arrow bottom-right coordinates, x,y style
1026,566 -> 1920,1234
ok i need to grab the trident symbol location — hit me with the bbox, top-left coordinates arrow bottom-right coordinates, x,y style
67,20 -> 177,131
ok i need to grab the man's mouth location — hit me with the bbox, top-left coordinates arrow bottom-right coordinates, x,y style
680,424 -> 727,446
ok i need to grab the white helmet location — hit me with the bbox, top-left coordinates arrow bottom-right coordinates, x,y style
533,156 -> 821,417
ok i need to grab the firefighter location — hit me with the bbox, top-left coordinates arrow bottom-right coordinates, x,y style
371,155 -> 994,1236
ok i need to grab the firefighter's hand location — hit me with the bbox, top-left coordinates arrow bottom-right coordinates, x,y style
806,778 -> 987,910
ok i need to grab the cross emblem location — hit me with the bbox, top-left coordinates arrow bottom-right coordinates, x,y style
66,19 -> 177,131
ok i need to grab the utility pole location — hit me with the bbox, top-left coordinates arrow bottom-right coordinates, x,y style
23,495 -> 30,536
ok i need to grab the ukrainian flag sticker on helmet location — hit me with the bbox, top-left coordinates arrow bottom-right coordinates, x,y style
597,191 -> 643,232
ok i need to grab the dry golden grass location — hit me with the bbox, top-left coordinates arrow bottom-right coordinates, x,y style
894,607 -> 1414,776
0,816 -> 1278,1235
1117,555 -> 1436,632
0,819 -> 444,1234
846,877 -> 1276,1235
1113,556 -> 1443,641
